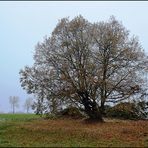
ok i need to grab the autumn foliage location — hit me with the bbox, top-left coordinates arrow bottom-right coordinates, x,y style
20,15 -> 148,121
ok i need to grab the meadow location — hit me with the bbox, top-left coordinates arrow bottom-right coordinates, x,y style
0,114 -> 148,147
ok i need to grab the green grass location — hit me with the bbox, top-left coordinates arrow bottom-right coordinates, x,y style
0,114 -> 147,147
0,113 -> 41,121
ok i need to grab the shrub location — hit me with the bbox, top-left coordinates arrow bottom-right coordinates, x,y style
45,113 -> 59,120
58,106 -> 85,119
106,101 -> 148,120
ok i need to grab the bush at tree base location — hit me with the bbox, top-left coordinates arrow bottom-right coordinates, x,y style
105,101 -> 148,120
57,106 -> 86,119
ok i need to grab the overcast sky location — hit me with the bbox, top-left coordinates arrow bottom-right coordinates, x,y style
0,1 -> 148,113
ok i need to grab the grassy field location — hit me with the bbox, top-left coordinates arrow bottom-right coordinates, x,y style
0,113 -> 40,121
0,114 -> 148,147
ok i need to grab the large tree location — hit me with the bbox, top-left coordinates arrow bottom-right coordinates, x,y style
20,16 -> 148,121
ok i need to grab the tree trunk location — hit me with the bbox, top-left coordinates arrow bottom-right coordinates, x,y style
84,101 -> 103,122
51,97 -> 58,114
79,91 -> 103,122
13,105 -> 15,114
27,107 -> 29,113
100,101 -> 105,115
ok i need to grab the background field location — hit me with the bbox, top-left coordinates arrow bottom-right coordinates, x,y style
0,114 -> 148,147
0,114 -> 40,121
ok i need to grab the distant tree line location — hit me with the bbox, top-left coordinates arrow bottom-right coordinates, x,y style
9,96 -> 33,114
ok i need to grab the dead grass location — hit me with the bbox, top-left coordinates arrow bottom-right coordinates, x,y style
0,118 -> 148,147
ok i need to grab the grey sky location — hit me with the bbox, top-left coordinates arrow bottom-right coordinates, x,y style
0,1 -> 148,113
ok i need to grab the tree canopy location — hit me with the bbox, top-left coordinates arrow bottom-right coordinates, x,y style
20,15 -> 148,121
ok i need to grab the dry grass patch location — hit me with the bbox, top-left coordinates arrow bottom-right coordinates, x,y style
0,117 -> 148,147
20,118 -> 148,146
